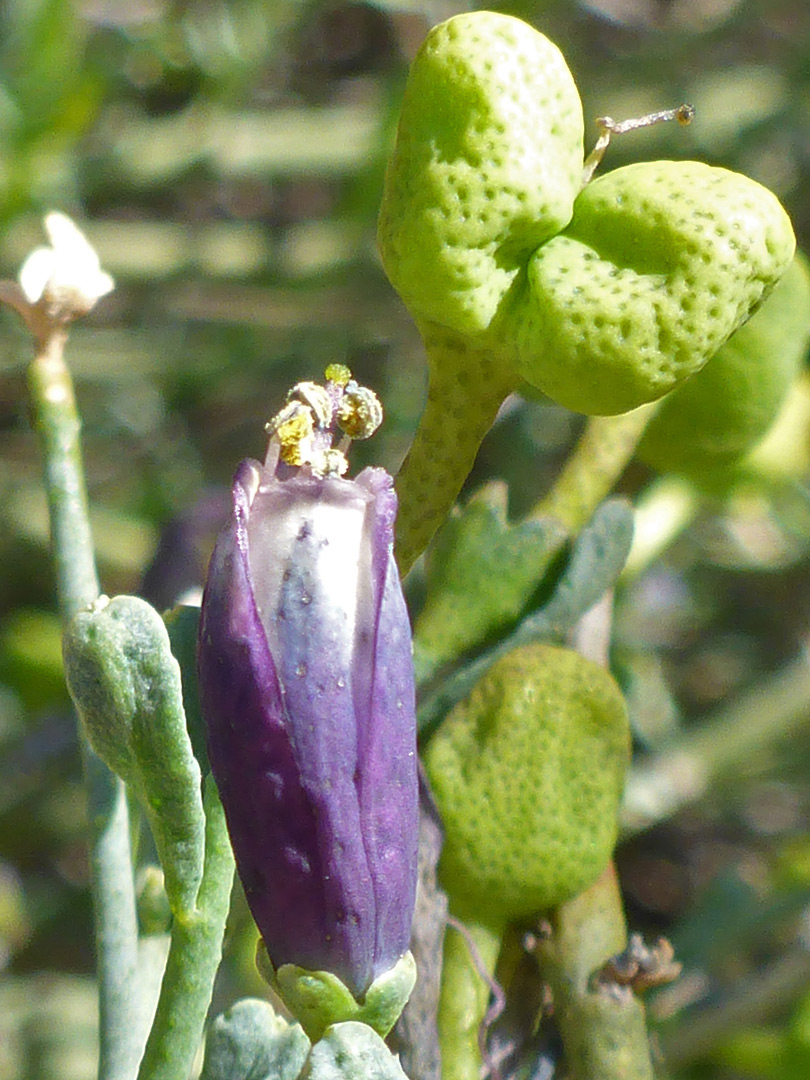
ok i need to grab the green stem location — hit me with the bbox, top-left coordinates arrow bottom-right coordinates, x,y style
540,864 -> 654,1080
437,918 -> 502,1080
137,776 -> 235,1080
621,474 -> 699,582
394,325 -> 517,576
26,329 -> 142,1080
622,648 -> 810,836
27,331 -> 99,616
532,404 -> 658,532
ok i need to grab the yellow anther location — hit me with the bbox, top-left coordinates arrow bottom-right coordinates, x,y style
266,401 -> 315,466
337,383 -> 384,441
288,381 -> 333,428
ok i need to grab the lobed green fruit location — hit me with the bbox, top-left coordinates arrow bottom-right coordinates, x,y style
513,160 -> 796,415
377,11 -> 583,339
424,644 -> 630,925
637,251 -> 810,479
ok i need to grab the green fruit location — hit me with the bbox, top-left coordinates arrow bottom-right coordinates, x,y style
513,160 -> 796,415
637,251 -> 810,478
377,11 -> 583,338
424,644 -> 630,924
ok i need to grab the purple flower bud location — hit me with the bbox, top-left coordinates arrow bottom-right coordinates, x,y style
198,442 -> 418,998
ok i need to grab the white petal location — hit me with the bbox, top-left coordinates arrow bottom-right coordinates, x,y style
19,211 -> 115,310
44,212 -> 98,266
19,247 -> 56,303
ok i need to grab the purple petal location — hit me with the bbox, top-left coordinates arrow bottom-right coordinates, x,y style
198,459 -> 418,995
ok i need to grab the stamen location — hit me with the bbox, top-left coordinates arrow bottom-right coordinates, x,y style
337,383 -> 384,440
265,367 -> 382,474
310,448 -> 350,478
288,381 -> 333,429
265,401 -> 315,466
581,103 -> 694,187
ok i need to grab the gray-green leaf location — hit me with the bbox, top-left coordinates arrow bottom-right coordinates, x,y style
418,499 -> 634,737
306,1023 -> 409,1080
200,999 -> 310,1080
63,594 -> 205,918
414,482 -> 566,687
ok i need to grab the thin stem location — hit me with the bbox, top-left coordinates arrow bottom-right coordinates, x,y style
621,475 -> 700,582
622,645 -> 810,836
27,331 -> 100,615
538,587 -> 654,1077
539,865 -> 655,1080
137,777 -> 235,1080
437,918 -> 503,1080
531,404 -> 658,532
26,328 -> 141,1080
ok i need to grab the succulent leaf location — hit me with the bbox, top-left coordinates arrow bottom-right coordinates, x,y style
200,998 -> 310,1080
413,482 -> 567,686
306,1022 -> 410,1080
63,594 -> 205,918
425,643 -> 630,923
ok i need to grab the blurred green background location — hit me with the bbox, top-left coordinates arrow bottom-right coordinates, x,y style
2,1 -> 810,1077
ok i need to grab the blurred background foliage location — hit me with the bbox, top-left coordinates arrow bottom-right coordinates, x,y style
2,0 -> 810,1077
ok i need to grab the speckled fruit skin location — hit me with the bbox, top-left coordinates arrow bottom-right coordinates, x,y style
424,644 -> 630,925
377,11 -> 583,339
637,251 -> 810,479
513,160 -> 796,415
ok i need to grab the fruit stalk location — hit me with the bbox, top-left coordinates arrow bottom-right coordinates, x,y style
539,864 -> 655,1080
531,403 -> 659,531
394,326 -> 516,575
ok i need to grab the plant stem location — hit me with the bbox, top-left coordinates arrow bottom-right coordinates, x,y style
621,474 -> 699,582
394,325 -> 516,576
538,579 -> 654,1077
437,919 -> 503,1080
26,329 -> 142,1080
137,776 -> 235,1080
539,864 -> 655,1080
622,646 -> 810,836
532,404 -> 658,532
27,331 -> 99,616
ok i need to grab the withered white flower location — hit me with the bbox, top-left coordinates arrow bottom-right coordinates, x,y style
19,212 -> 114,315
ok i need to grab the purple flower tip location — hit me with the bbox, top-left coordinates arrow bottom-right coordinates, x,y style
198,374 -> 418,997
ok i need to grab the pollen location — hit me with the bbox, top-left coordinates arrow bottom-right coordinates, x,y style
266,402 -> 315,466
337,384 -> 384,440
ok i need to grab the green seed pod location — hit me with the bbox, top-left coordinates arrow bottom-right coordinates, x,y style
378,11 -> 583,339
63,594 -> 205,918
513,160 -> 796,415
424,644 -> 630,925
637,251 -> 810,479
